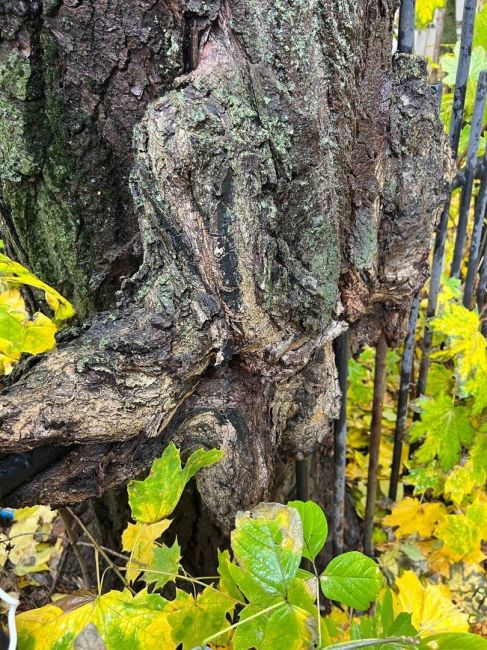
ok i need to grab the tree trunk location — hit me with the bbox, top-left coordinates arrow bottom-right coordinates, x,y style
0,0 -> 449,531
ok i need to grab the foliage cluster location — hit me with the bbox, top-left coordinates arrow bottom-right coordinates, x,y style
12,445 -> 485,650
0,244 -> 74,376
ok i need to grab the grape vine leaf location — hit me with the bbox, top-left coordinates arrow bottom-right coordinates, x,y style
287,500 -> 328,561
320,551 -> 383,610
128,443 -> 223,523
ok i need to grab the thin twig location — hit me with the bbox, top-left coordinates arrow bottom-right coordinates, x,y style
65,507 -> 134,594
58,508 -> 90,589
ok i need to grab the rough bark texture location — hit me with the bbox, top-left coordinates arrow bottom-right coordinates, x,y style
0,0 -> 450,527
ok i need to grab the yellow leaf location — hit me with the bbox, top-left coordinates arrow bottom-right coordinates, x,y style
444,463 -> 476,505
393,570 -> 469,634
16,589 -> 174,650
434,499 -> 487,563
121,520 -> 171,582
383,498 -> 447,538
2,507 -> 60,575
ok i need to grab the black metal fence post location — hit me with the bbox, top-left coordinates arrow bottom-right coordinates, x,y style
417,0 -> 477,396
398,0 -> 416,54
332,330 -> 349,556
364,333 -> 388,556
451,71 -> 487,278
464,146 -> 487,307
295,456 -> 310,502
389,294 -> 420,501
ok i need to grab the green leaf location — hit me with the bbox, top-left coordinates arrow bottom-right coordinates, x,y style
419,633 -> 487,649
261,602 -> 316,649
217,549 -> 244,602
231,503 -> 303,598
287,569 -> 319,615
288,500 -> 328,561
16,589 -> 174,650
405,463 -> 445,497
165,587 -> 234,649
141,541 -> 181,589
121,520 -> 172,582
182,447 -> 224,481
320,551 -> 384,610
233,604 -> 269,650
227,562 -> 282,606
128,443 -> 223,523
473,4 -> 487,49
410,394 -> 474,471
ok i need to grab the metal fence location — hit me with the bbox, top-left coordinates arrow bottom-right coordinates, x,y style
297,0 -> 487,558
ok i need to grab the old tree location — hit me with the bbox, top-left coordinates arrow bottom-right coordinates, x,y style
0,0 -> 449,558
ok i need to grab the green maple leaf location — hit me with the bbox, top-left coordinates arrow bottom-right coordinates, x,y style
141,541 -> 181,589
411,394 -> 474,471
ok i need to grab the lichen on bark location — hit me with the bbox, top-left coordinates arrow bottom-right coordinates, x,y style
0,0 -> 450,526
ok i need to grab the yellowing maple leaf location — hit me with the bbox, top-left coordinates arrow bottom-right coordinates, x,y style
430,302 -> 487,383
410,394 -> 474,471
16,589 -> 174,650
1,506 -> 60,576
121,520 -> 171,582
434,499 -> 487,564
383,498 -> 447,538
393,570 -> 469,634
444,463 -> 476,505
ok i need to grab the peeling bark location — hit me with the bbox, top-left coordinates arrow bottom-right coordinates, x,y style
0,0 -> 450,525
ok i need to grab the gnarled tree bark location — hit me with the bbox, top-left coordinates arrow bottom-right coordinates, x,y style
0,0 -> 449,529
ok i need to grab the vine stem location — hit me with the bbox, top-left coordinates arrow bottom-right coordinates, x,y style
65,507 -> 134,594
58,507 -> 90,589
325,636 -> 419,649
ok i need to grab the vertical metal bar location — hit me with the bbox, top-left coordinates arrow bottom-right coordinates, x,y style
478,237 -> 487,323
417,202 -> 450,395
389,294 -> 420,501
364,333 -> 388,557
332,330 -> 349,557
398,0 -> 416,54
464,149 -> 487,307
417,3 -> 476,395
451,71 -> 487,278
432,81 -> 443,113
449,0 -> 478,155
295,457 -> 310,501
